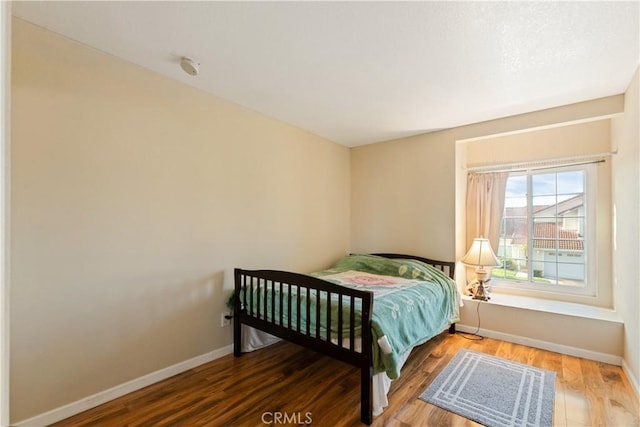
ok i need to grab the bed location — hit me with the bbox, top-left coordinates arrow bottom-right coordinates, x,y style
233,253 -> 459,425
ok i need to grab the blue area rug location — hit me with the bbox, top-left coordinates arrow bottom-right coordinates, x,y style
419,349 -> 556,427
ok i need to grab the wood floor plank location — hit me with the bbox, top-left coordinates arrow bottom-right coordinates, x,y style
51,333 -> 639,427
562,354 -> 595,426
581,358 -> 609,427
598,361 -> 640,427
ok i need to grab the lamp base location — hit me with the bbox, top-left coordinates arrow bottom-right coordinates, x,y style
472,280 -> 490,301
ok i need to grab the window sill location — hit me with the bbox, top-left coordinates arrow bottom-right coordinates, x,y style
461,292 -> 622,323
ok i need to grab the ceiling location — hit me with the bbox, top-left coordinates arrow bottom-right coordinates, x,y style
12,1 -> 640,147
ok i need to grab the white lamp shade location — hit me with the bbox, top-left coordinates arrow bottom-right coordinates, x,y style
461,238 -> 501,267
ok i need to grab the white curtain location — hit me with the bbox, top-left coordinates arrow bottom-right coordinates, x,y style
466,172 -> 509,250
462,172 -> 508,292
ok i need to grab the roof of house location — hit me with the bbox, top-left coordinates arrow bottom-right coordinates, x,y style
511,222 -> 584,250
505,194 -> 584,218
533,194 -> 584,217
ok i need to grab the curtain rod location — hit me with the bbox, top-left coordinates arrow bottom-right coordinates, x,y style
464,150 -> 617,173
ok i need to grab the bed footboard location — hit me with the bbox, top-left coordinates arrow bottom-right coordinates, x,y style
233,268 -> 374,425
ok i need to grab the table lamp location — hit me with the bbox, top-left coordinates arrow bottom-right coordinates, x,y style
461,237 -> 501,301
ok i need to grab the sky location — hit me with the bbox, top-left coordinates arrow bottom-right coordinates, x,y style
504,170 -> 584,208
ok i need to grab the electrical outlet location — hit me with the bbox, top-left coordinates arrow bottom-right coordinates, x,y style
221,312 -> 231,327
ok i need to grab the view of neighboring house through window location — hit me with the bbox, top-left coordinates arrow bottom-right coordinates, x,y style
493,165 -> 594,295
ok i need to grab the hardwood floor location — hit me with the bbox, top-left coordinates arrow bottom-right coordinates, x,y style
52,332 -> 639,426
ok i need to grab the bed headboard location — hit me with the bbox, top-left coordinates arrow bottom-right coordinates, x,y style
370,253 -> 455,280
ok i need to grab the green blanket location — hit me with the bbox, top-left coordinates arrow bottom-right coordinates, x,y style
242,254 -> 460,380
313,254 -> 460,379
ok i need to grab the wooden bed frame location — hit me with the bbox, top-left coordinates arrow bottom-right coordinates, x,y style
233,254 -> 456,425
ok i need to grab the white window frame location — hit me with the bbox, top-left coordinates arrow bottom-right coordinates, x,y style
491,163 -> 597,297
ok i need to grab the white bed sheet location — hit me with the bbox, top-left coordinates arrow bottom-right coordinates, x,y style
241,325 -> 413,417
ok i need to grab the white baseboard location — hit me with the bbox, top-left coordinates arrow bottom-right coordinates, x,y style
456,324 -> 622,366
14,344 -> 233,427
622,359 -> 640,401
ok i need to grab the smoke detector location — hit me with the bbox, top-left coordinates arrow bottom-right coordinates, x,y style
180,57 -> 199,76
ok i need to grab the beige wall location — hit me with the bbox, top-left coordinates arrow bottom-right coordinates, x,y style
464,120 -> 613,307
459,299 -> 622,357
466,120 -> 611,165
611,66 -> 640,393
1,3 -> 10,426
10,20 -> 350,422
351,132 -> 455,259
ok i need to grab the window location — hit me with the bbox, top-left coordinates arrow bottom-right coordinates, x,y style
492,164 -> 596,296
